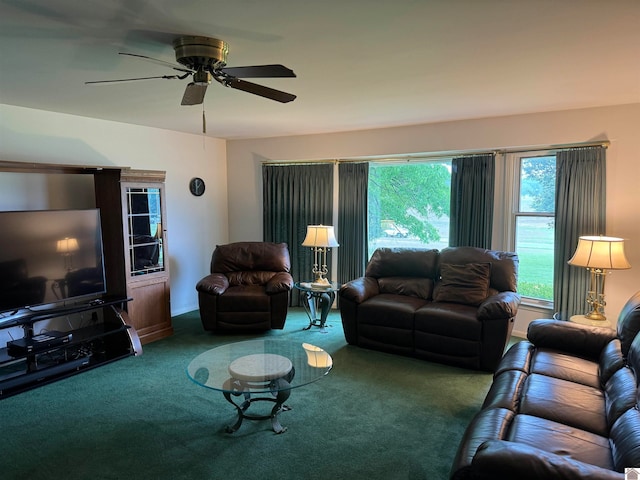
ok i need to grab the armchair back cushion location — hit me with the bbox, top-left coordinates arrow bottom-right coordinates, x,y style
211,241 -> 291,276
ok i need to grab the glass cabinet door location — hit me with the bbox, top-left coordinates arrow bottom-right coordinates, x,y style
125,186 -> 164,276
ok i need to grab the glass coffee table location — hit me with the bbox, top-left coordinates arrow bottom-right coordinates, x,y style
187,339 -> 333,434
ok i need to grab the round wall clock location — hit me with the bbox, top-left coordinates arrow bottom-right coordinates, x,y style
189,177 -> 205,196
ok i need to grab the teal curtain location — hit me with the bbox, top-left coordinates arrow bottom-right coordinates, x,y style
338,162 -> 369,284
262,163 -> 333,305
553,146 -> 606,320
449,153 -> 495,248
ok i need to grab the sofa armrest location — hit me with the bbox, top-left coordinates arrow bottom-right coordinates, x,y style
339,277 -> 380,304
464,439 -> 623,480
196,273 -> 229,296
266,272 -> 294,294
477,291 -> 521,321
527,319 -> 618,360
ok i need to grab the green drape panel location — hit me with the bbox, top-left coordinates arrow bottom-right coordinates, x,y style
338,162 -> 369,284
449,153 -> 495,248
262,163 -> 333,305
553,146 -> 606,320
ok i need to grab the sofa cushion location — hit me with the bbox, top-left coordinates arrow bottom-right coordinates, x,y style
530,348 -> 601,389
506,414 -> 614,471
415,302 -> 481,340
439,246 -> 518,292
358,294 -> 426,329
377,276 -> 433,300
217,285 -> 271,312
433,262 -> 491,306
365,247 -> 439,278
519,373 -> 607,436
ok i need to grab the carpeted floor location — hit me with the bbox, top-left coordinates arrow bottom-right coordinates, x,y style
0,308 -> 503,480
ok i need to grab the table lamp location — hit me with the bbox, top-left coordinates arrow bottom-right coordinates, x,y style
568,235 -> 631,321
56,237 -> 79,271
301,225 -> 339,287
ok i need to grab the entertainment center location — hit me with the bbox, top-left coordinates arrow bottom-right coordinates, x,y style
0,161 -> 172,398
0,296 -> 139,398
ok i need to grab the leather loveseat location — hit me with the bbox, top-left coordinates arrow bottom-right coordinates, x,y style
339,246 -> 520,371
450,291 -> 640,479
196,242 -> 294,332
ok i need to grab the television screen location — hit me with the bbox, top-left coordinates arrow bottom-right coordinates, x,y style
0,209 -> 106,314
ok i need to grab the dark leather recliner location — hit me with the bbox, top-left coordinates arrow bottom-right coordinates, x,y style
450,291 -> 640,479
196,242 -> 294,332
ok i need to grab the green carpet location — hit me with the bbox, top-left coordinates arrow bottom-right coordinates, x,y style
0,309 -> 501,480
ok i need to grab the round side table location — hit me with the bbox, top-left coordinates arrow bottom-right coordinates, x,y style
294,281 -> 341,333
569,314 -> 612,329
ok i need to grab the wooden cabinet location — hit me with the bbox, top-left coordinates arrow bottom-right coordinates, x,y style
95,169 -> 173,344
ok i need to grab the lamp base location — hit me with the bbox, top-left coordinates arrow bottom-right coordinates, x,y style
585,311 -> 607,322
311,277 -> 331,288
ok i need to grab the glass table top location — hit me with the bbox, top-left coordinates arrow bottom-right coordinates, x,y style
187,339 -> 333,394
294,281 -> 341,292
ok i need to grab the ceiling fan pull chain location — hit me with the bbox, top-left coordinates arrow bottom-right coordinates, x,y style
202,106 -> 207,135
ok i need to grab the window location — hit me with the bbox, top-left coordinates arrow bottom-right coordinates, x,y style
367,160 -> 451,257
367,154 -> 556,304
506,153 -> 556,303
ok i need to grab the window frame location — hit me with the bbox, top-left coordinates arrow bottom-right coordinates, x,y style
501,150 -> 556,308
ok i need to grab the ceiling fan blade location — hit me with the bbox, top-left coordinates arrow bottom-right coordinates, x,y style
85,75 -> 184,84
181,83 -> 208,105
225,78 -> 296,103
219,64 -> 296,78
119,52 -> 193,74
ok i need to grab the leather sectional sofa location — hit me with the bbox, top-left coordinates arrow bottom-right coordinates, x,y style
339,246 -> 521,371
450,291 -> 640,479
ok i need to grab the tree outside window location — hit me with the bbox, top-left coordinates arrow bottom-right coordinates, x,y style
368,161 -> 451,256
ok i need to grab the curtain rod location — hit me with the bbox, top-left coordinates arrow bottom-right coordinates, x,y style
261,140 -> 610,165
498,140 -> 609,155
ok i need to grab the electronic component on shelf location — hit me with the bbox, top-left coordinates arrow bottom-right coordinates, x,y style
0,355 -> 90,394
6,331 -> 72,357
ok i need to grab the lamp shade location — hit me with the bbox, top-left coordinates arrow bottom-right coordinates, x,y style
56,237 -> 79,254
568,236 -> 631,270
301,225 -> 339,248
302,343 -> 333,368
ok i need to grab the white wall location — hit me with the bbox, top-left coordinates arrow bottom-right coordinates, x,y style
227,103 -> 640,334
0,104 -> 229,317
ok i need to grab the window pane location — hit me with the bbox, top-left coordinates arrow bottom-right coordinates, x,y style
515,215 -> 554,301
520,156 -> 556,213
368,162 -> 451,256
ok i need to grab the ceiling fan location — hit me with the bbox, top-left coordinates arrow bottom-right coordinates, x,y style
86,36 -> 297,106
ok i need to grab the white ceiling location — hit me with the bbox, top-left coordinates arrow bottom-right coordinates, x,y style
1,0 -> 639,140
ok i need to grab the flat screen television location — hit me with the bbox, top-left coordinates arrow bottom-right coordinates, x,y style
0,209 -> 106,315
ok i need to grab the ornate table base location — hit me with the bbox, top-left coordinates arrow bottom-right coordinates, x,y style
301,290 -> 336,333
222,354 -> 295,434
222,376 -> 294,433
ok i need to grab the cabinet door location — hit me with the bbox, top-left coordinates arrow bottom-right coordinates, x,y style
124,185 -> 166,276
121,180 -> 172,343
126,275 -> 172,343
